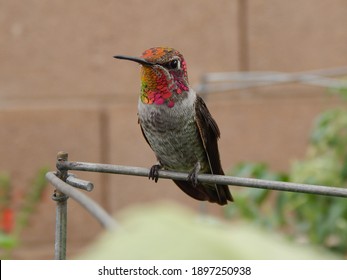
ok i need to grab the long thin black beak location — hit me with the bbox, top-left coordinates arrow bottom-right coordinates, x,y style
113,55 -> 154,66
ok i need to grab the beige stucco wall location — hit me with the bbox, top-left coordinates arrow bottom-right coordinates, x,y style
1,0 -> 346,259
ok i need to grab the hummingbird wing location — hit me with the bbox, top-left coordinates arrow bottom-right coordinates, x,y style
193,95 -> 234,204
194,96 -> 222,173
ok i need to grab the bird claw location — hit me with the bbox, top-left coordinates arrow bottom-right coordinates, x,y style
188,162 -> 201,187
149,164 -> 161,183
188,171 -> 198,187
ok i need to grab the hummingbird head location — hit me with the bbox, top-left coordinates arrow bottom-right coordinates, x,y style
114,47 -> 189,108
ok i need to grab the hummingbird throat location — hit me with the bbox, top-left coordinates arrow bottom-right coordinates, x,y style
140,66 -> 189,108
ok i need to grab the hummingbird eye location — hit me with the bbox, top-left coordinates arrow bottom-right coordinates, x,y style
163,59 -> 180,70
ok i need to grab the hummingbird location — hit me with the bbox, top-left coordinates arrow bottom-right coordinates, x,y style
114,47 -> 233,205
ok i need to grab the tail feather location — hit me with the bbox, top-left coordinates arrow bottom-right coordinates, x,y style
173,180 -> 233,205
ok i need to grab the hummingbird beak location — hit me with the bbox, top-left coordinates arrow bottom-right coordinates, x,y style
113,55 -> 154,66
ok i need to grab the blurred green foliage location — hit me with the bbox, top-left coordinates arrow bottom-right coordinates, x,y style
0,167 -> 49,259
78,202 -> 339,260
226,91 -> 347,256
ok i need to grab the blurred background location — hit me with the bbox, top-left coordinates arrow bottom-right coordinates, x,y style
1,0 -> 347,259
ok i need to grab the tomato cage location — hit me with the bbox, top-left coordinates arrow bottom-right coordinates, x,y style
46,151 -> 347,260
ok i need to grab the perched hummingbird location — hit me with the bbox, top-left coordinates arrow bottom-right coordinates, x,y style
114,47 -> 233,205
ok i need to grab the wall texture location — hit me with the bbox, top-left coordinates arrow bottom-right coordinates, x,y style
1,0 -> 346,259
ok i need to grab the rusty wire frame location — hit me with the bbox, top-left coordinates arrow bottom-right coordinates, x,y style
46,151 -> 347,260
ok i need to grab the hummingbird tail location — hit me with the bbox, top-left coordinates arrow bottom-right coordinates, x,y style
172,180 -> 233,205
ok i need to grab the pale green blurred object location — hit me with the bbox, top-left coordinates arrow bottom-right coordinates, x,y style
78,202 -> 340,260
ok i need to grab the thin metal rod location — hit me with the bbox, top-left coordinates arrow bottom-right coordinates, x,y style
57,161 -> 347,198
66,173 -> 94,192
53,151 -> 69,260
52,193 -> 68,260
196,66 -> 347,94
46,172 -> 118,230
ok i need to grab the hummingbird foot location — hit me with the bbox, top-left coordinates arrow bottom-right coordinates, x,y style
187,162 -> 201,187
149,164 -> 162,183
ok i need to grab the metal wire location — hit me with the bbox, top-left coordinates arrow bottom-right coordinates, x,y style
66,173 -> 94,192
196,66 -> 347,94
52,152 -> 69,260
46,172 -> 118,230
51,191 -> 68,260
56,161 -> 347,198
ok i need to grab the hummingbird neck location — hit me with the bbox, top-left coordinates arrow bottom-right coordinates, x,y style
140,66 -> 189,108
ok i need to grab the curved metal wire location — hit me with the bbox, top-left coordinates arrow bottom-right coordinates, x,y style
46,172 -> 118,230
